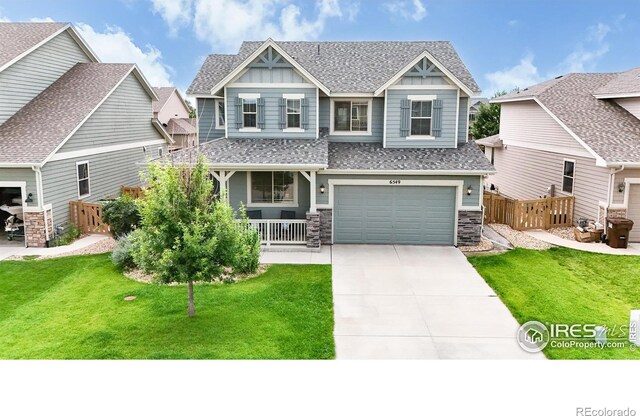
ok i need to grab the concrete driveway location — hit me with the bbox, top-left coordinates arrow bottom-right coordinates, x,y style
332,245 -> 543,359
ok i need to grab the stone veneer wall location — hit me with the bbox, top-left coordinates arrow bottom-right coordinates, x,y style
306,212 -> 321,248
457,210 -> 482,246
24,208 -> 53,248
318,209 -> 332,244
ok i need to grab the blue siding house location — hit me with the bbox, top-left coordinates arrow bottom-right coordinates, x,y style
183,39 -> 494,247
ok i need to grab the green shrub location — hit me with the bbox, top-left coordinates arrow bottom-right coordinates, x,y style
102,196 -> 140,238
50,224 -> 81,247
111,233 -> 136,270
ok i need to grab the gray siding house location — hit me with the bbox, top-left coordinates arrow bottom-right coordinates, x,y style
483,68 -> 640,242
0,23 -> 169,247
184,39 -> 493,247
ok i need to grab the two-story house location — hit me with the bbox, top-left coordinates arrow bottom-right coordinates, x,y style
483,68 -> 640,242
0,22 -> 170,247
182,39 -> 493,247
153,86 -> 196,151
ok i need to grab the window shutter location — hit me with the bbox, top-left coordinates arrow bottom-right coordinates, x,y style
301,98 -> 309,129
400,99 -> 410,137
257,97 -> 265,129
279,98 -> 286,129
235,97 -> 243,128
432,99 -> 443,137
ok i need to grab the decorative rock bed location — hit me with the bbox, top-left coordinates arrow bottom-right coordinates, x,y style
487,224 -> 552,250
458,237 -> 494,253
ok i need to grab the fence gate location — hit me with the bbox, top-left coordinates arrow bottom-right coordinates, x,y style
69,201 -> 110,234
483,192 -> 574,230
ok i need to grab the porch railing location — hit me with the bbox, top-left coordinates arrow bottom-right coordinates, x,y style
239,219 -> 307,246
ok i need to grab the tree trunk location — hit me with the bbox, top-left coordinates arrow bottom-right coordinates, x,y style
187,280 -> 195,317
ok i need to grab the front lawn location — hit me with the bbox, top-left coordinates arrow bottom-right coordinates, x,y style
468,248 -> 640,359
0,254 -> 334,359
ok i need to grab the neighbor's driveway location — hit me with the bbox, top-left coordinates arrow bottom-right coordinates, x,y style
332,245 -> 543,359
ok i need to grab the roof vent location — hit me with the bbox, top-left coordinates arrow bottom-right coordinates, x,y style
317,44 -> 320,55
555,75 -> 563,79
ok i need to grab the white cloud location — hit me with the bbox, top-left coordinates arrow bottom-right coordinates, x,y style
28,17 -> 55,22
150,0 -> 359,52
556,22 -> 610,74
484,53 -> 542,95
507,19 -> 518,27
383,0 -> 427,22
76,23 -> 174,87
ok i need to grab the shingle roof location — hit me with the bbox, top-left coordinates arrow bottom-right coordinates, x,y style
0,22 -> 67,70
187,40 -> 480,95
168,137 -> 329,167
594,67 -> 640,96
152,87 -> 176,113
164,118 -> 196,135
0,63 -> 135,164
327,141 -> 495,172
495,73 -> 640,164
474,134 -> 502,148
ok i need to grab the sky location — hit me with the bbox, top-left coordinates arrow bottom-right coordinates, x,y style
1,0 -> 638,99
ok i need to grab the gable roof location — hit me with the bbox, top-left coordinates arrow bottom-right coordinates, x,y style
187,40 -> 480,95
494,72 -> 640,165
152,87 -> 176,113
164,118 -> 197,135
0,63 -> 159,166
0,22 -> 99,73
594,67 -> 640,98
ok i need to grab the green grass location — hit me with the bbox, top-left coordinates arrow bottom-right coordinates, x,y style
0,254 -> 334,359
468,248 -> 640,359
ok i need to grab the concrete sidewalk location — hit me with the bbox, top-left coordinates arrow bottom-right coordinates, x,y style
526,230 -> 640,255
0,234 -> 111,260
259,246 -> 331,264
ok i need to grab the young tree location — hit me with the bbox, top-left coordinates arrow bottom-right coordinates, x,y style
470,91 -> 508,140
130,155 -> 260,317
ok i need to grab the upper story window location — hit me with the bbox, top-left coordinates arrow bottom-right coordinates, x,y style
76,161 -> 90,199
242,98 -> 257,128
287,99 -> 301,129
410,100 -> 432,136
562,160 -> 575,194
215,99 -> 225,128
331,99 -> 371,135
249,171 -> 297,206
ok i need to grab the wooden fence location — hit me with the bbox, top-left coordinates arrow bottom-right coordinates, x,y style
121,185 -> 145,199
483,192 -> 575,230
69,201 -> 110,234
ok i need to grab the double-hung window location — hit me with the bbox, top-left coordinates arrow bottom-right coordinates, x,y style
332,100 -> 370,134
286,99 -> 301,129
77,161 -> 90,199
410,100 -> 433,136
250,171 -> 296,206
215,99 -> 225,128
562,160 -> 575,194
242,98 -> 257,128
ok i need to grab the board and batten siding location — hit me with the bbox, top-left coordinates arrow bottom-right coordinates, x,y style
614,98 -> 640,119
227,172 -> 311,219
385,88 -> 458,148
396,75 -> 450,86
487,145 -> 609,221
0,30 -> 91,125
235,67 -> 305,84
0,168 -> 39,207
319,97 -> 384,143
196,98 -> 225,143
57,73 -> 162,153
458,97 -> 468,144
226,87 -> 317,139
315,174 -> 482,207
499,101 -> 592,157
41,148 -> 151,226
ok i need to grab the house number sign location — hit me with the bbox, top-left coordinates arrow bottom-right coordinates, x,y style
389,180 -> 401,185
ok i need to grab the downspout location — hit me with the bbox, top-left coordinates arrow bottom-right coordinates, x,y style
31,165 -> 50,241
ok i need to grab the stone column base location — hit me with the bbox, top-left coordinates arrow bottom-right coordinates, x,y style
457,210 -> 482,246
24,207 -> 53,248
306,212 -> 321,248
318,208 -> 332,245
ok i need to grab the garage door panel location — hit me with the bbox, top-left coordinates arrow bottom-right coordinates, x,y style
628,184 -> 640,242
333,185 -> 456,245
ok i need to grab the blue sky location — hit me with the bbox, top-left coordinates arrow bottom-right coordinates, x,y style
1,0 -> 638,98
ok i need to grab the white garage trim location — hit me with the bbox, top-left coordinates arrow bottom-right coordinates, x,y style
0,181 -> 28,248
622,178 -> 640,208
319,178 -> 464,245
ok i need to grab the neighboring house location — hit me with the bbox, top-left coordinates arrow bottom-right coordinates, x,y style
153,87 -> 197,150
183,39 -> 493,247
0,22 -> 170,247
482,69 -> 640,241
468,97 -> 488,125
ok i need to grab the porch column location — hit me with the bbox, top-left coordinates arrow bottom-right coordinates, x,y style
309,171 -> 317,213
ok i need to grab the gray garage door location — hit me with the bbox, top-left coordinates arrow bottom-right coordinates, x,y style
333,185 -> 456,245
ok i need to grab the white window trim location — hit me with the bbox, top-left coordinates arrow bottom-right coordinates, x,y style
76,160 -> 91,200
329,98 -> 373,136
214,98 -> 225,129
561,159 -> 576,195
246,171 -> 299,208
284,94 -> 304,131
407,94 -> 436,140
239,93 -> 261,132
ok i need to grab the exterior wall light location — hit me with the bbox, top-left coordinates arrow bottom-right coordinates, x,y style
319,184 -> 326,194
466,186 -> 473,196
618,182 -> 626,193
24,193 -> 33,203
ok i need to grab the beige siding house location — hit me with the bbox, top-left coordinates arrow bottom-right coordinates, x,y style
482,68 -> 640,241
152,87 -> 196,150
